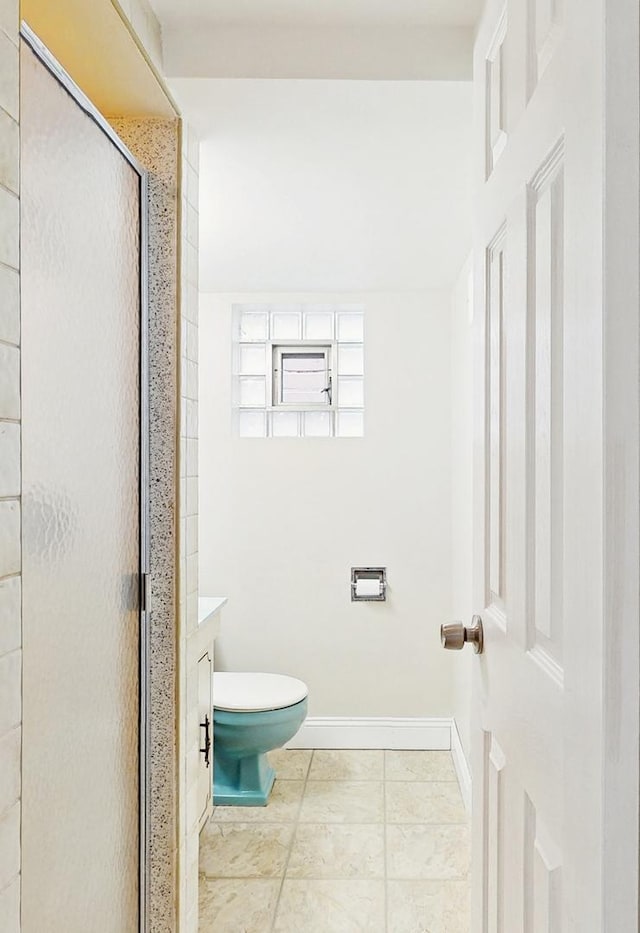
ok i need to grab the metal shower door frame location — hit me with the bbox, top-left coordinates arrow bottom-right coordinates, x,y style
20,23 -> 152,932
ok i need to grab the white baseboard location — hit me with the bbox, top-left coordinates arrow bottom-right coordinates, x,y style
288,716 -> 473,812
287,717 -> 452,751
450,719 -> 472,814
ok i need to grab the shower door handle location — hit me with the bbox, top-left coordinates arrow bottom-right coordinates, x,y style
200,714 -> 211,768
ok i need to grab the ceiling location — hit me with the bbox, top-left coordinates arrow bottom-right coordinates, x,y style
148,0 -> 483,28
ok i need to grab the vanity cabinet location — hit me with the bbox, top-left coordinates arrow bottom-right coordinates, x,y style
188,597 -> 226,832
197,650 -> 213,827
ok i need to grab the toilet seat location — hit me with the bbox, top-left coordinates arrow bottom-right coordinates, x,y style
213,672 -> 308,713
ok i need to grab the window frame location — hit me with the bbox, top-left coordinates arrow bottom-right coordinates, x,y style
268,340 -> 337,410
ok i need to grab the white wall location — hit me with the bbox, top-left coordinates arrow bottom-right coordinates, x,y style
200,290 -> 461,717
450,256 -> 474,760
162,25 -> 473,81
172,79 -> 473,293
194,77 -> 474,725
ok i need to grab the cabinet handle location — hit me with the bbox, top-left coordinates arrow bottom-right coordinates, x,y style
200,714 -> 211,768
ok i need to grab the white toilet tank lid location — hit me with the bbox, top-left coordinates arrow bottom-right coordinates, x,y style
213,672 -> 308,712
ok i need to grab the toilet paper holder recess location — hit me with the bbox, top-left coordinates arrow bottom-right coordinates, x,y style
351,567 -> 387,602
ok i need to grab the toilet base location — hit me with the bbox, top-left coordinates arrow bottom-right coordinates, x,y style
213,750 -> 276,807
212,697 -> 308,806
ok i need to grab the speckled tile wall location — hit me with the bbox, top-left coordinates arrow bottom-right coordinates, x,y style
0,1 -> 21,930
103,11 -> 201,933
110,116 -> 184,933
110,36 -> 201,933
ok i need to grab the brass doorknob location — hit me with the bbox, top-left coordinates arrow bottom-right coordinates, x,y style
440,616 -> 484,654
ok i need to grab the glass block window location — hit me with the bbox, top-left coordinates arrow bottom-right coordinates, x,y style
233,304 -> 365,437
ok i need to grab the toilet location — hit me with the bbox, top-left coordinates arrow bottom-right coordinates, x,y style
212,672 -> 308,806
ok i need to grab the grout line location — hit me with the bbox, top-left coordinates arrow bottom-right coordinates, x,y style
0,795 -> 20,823
0,181 -> 18,200
206,818 -> 475,828
0,870 -> 20,899
383,821 -> 469,827
0,646 -> 21,663
200,870 -> 469,883
205,819 -> 300,829
0,571 -> 20,583
269,749 -> 313,932
0,25 -> 19,51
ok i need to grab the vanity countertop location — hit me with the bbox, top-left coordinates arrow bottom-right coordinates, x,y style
198,596 -> 228,629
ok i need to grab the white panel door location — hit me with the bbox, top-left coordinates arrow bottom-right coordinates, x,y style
467,0 -> 639,930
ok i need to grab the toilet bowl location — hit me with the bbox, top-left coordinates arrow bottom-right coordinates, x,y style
212,672 -> 308,806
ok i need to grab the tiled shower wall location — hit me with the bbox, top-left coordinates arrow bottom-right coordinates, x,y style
0,0 -> 21,928
178,124 -> 200,933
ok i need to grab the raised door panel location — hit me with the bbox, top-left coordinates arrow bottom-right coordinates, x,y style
485,6 -> 508,177
484,735 -> 507,932
526,0 -> 563,97
524,794 -> 563,933
486,226 -> 508,629
526,141 -> 565,686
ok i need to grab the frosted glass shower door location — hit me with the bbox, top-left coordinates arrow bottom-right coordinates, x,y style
20,41 -> 143,932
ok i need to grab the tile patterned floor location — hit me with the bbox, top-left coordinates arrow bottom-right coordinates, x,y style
199,749 -> 470,932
